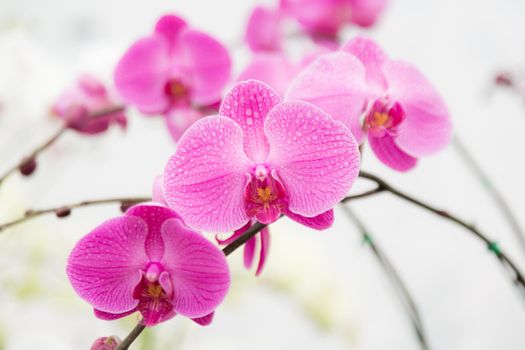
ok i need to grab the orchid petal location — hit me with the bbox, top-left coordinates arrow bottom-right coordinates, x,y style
284,208 -> 334,230
255,227 -> 270,276
161,218 -> 230,318
219,80 -> 280,163
243,235 -> 257,269
67,216 -> 148,314
164,106 -> 204,142
383,60 -> 452,156
163,116 -> 251,232
93,308 -> 136,321
341,36 -> 388,92
126,204 -> 180,261
286,52 -> 369,143
179,29 -> 232,106
265,101 -> 360,217
114,36 -> 170,114
368,134 -> 418,172
237,53 -> 296,97
192,312 -> 215,326
154,14 -> 188,49
245,6 -> 282,52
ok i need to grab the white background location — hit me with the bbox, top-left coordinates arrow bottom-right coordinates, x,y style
1,0 -> 525,349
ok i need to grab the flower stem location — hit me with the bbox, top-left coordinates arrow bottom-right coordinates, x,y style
0,105 -> 126,187
0,197 -> 150,233
340,204 -> 430,350
359,170 -> 525,295
452,135 -> 525,255
0,125 -> 67,186
114,323 -> 146,350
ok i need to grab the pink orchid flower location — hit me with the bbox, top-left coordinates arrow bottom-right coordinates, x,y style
67,204 -> 230,327
245,5 -> 282,52
163,79 -> 360,235
287,37 -> 452,172
51,75 -> 126,135
279,0 -> 388,37
114,14 -> 231,140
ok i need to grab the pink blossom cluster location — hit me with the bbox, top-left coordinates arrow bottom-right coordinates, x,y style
61,2 -> 452,340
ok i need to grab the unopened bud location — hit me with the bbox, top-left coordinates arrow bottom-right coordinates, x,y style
55,206 -> 71,218
19,157 -> 37,176
90,336 -> 121,350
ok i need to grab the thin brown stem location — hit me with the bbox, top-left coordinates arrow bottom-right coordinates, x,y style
0,125 -> 67,185
0,105 -> 126,187
0,197 -> 150,233
452,135 -> 525,255
114,323 -> 146,350
340,204 -> 429,350
359,170 -> 525,295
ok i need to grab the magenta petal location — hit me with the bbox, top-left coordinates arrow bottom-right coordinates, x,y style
154,14 -> 188,47
237,53 -> 296,97
163,116 -> 251,232
179,29 -> 232,105
160,219 -> 230,318
165,106 -> 204,142
265,101 -> 360,217
67,216 -> 149,314
255,227 -> 270,276
383,60 -> 453,156
94,308 -> 136,321
286,52 -> 369,143
284,208 -> 334,230
219,80 -> 280,163
126,204 -> 180,261
348,0 -> 388,27
243,235 -> 257,269
192,312 -> 215,326
114,36 -> 171,114
368,134 -> 418,172
245,6 -> 282,52
341,36 -> 388,93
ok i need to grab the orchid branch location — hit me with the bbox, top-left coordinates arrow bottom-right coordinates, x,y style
0,196 -> 150,233
0,106 -> 126,187
114,190 -> 383,350
358,170 -> 525,295
452,135 -> 525,254
340,204 -> 430,350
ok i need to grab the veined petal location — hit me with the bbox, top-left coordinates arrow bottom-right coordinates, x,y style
284,208 -> 334,230
286,52 -> 369,143
368,133 -> 418,172
192,312 -> 215,326
265,101 -> 360,217
341,36 -> 388,93
114,36 -> 171,114
219,80 -> 281,163
93,308 -> 136,321
163,116 -> 252,232
383,60 -> 452,157
179,29 -> 232,105
126,204 -> 180,262
67,216 -> 149,314
160,219 -> 230,318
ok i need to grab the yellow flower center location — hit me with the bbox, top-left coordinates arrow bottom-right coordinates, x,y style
369,112 -> 389,128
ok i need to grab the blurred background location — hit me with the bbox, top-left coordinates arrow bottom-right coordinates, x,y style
1,0 -> 525,349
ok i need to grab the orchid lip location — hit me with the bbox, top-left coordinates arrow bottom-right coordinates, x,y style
363,98 -> 406,138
